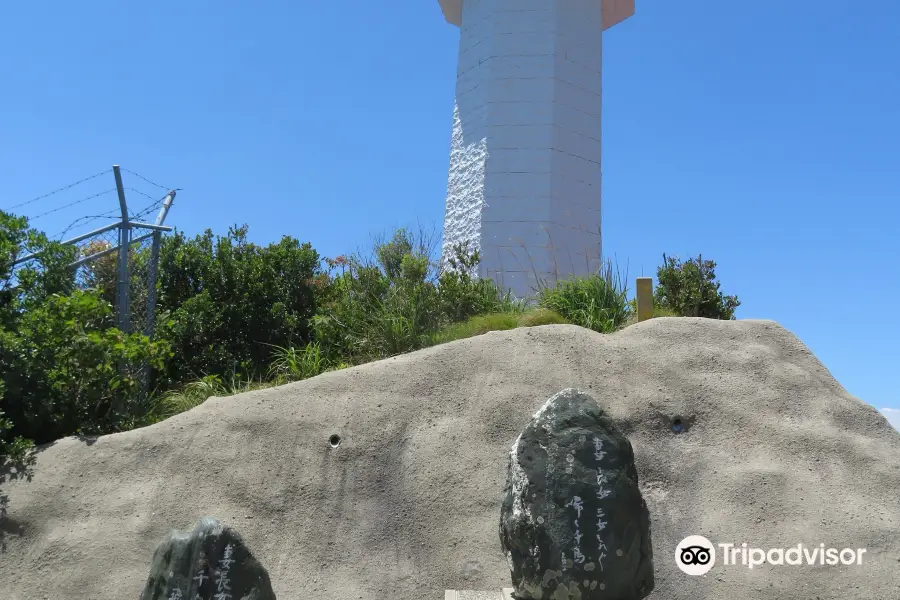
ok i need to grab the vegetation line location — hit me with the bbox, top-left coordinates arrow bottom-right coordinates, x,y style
0,212 -> 739,473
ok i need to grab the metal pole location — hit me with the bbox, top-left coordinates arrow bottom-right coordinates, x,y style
112,165 -> 130,333
154,190 -> 176,226
145,231 -> 161,338
126,222 -> 174,233
140,230 -> 163,400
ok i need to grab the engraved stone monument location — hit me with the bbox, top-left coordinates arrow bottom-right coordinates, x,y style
139,516 -> 276,600
499,388 -> 653,599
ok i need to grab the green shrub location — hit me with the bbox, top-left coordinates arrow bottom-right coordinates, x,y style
2,202 -> 749,449
1,289 -> 171,444
538,260 -> 631,333
1,380 -> 35,537
437,242 -> 523,321
311,230 -> 431,362
654,253 -> 740,319
2,210 -> 78,458
312,229 -> 515,362
0,397 -> 32,468
153,225 -> 321,388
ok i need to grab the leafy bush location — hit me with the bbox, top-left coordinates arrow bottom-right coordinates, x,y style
2,211 -> 170,449
1,381 -> 35,546
153,225 -> 321,387
437,242 -> 523,321
312,253 -> 439,361
1,211 -> 77,321
538,260 -> 631,333
654,253 -> 740,319
1,289 -> 170,444
0,395 -> 32,468
312,229 -> 514,362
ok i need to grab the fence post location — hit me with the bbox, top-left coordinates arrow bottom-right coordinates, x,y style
636,277 -> 653,322
112,165 -> 131,333
145,231 -> 162,337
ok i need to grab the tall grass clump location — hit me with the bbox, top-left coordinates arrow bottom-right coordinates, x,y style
538,259 -> 631,333
145,375 -> 228,423
266,342 -> 331,383
144,372 -> 273,423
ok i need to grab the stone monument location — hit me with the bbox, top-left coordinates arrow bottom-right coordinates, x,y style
437,0 -> 635,300
139,516 -> 276,600
499,388 -> 653,599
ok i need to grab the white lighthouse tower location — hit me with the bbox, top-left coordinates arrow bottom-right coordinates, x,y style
438,0 -> 634,299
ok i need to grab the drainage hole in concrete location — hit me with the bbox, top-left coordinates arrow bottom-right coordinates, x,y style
329,434 -> 341,448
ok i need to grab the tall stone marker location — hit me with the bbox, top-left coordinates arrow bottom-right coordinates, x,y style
499,388 -> 653,599
437,0 -> 635,300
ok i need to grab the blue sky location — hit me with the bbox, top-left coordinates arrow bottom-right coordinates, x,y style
1,1 -> 897,429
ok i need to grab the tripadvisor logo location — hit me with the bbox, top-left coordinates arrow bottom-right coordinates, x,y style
676,535 -> 867,575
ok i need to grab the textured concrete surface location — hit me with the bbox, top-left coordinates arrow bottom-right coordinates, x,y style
2,318 -> 900,600
441,0 -> 633,299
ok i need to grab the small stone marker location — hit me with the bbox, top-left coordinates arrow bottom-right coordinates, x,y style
499,388 -> 654,599
139,516 -> 276,600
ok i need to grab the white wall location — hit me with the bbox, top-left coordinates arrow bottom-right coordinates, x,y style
442,0 -> 604,300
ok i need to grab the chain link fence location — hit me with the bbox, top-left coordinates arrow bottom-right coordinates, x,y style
75,224 -> 167,398
72,225 -> 120,304
8,167 -> 176,416
71,224 -> 164,337
15,214 -> 173,407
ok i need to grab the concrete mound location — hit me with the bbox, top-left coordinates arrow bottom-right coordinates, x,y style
1,318 -> 898,600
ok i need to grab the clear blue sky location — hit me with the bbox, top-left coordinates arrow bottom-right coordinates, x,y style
1,1 -> 897,427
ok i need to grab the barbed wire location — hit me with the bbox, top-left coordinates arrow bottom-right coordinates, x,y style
132,202 -> 163,222
120,168 -> 170,192
41,189 -> 169,240
52,209 -> 121,240
28,188 -> 118,221
125,187 -> 157,202
3,169 -> 112,211
133,190 -> 174,221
